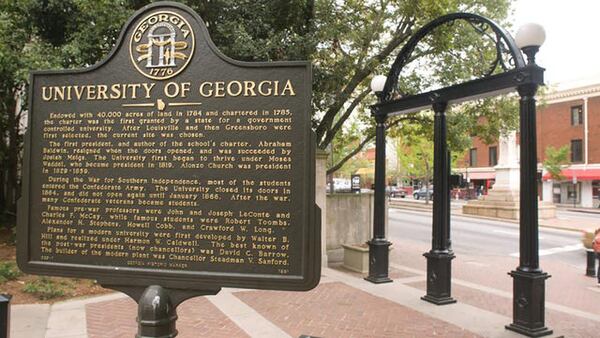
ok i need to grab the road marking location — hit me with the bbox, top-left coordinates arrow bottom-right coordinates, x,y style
509,243 -> 583,257
493,229 -> 544,239
493,230 -> 520,236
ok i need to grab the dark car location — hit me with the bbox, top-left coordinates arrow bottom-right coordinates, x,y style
387,186 -> 407,198
413,186 -> 433,200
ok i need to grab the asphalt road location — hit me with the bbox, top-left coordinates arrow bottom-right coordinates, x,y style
388,208 -> 586,269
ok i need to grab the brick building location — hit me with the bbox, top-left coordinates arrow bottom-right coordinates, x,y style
458,83 -> 600,208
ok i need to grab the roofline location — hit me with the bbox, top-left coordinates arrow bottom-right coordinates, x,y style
543,83 -> 600,104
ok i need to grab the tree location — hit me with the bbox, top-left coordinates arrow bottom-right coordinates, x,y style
394,121 -> 435,203
314,0 -> 517,175
543,145 -> 570,181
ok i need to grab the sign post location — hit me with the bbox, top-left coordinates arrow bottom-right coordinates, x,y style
573,175 -> 578,208
17,2 -> 320,336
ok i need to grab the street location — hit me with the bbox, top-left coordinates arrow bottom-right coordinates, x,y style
388,208 -> 585,269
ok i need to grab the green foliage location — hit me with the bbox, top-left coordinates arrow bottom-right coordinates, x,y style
312,0 -> 517,173
0,261 -> 21,283
22,277 -> 73,300
543,145 -> 570,181
396,122 -> 434,182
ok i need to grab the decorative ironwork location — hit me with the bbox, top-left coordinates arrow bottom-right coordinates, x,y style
381,13 -> 525,101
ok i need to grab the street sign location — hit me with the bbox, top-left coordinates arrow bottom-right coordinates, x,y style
351,175 -> 361,192
17,2 -> 320,292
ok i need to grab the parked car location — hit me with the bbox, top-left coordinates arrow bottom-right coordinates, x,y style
413,186 -> 434,200
386,186 -> 407,198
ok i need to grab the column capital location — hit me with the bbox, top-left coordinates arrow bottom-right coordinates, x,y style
432,101 -> 448,114
374,111 -> 388,124
517,83 -> 539,97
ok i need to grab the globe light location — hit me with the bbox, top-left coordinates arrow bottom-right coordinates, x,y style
515,23 -> 546,49
370,75 -> 387,93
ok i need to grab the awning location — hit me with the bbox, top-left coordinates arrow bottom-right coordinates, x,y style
542,168 -> 600,181
465,172 -> 496,180
355,167 -> 374,176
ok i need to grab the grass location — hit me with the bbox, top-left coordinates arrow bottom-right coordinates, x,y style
22,277 -> 73,300
0,261 -> 21,283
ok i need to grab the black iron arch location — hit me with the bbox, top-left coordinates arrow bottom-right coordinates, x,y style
381,12 -> 526,101
366,11 -> 552,337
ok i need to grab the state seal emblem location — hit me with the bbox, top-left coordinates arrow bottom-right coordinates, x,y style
130,11 -> 195,80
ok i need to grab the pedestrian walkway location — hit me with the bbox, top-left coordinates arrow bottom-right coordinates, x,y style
11,265 -> 581,338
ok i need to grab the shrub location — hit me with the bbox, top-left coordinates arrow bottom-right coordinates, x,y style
23,277 -> 71,300
0,261 -> 21,283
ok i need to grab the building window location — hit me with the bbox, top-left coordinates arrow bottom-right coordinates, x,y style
469,148 -> 477,167
489,146 -> 498,166
571,139 -> 583,163
571,105 -> 583,126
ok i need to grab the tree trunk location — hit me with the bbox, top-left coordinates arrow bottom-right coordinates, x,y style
4,96 -> 18,221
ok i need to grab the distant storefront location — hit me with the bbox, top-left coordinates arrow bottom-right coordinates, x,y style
542,168 -> 600,208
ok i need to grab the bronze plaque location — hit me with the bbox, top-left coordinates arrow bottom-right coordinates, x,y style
18,2 -> 319,291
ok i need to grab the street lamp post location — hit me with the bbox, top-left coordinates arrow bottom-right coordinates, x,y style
365,75 -> 393,284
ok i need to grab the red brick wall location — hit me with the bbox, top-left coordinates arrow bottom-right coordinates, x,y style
462,97 -> 596,167
537,99 -> 585,162
588,96 -> 600,163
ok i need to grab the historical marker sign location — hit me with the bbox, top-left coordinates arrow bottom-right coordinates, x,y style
18,2 -> 320,291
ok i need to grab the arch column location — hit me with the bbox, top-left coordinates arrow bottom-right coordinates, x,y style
422,101 -> 455,305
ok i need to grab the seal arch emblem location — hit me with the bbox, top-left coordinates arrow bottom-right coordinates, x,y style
129,11 -> 195,80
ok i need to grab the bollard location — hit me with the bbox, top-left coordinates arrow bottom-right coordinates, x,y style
586,250 -> 597,277
0,294 -> 11,338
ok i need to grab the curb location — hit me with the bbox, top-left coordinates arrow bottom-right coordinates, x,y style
389,204 -> 590,234
564,208 -> 600,215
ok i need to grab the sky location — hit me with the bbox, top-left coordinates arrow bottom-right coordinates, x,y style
513,0 -> 600,88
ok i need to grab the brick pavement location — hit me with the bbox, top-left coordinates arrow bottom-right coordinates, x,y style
389,237 -> 600,314
15,260 -> 598,337
235,282 -> 478,338
87,296 -> 249,338
84,280 -> 479,338
407,281 -> 600,338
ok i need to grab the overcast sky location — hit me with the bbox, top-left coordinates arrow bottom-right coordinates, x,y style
513,0 -> 600,87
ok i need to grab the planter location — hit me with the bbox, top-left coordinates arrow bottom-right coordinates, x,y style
341,243 -> 369,273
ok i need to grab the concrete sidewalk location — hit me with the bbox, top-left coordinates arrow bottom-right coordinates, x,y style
10,266 -> 577,338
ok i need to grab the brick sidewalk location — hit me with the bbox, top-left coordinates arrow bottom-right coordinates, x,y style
14,263 -> 599,337
84,278 -> 480,338
87,297 -> 248,338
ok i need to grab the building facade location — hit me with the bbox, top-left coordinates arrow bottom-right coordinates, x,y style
459,83 -> 600,208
